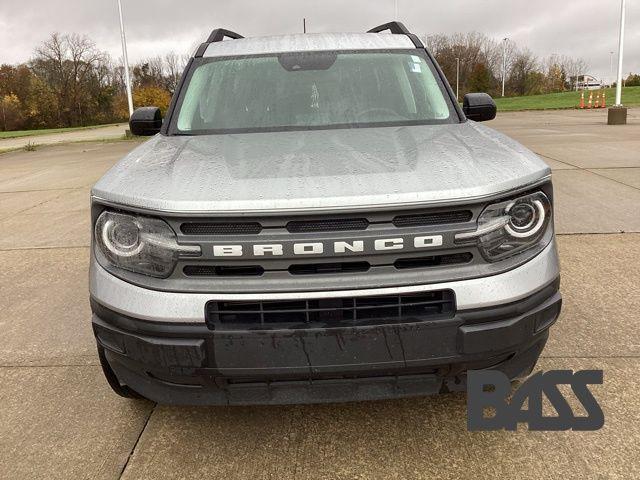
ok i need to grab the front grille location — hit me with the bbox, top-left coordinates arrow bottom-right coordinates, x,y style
205,290 -> 455,329
167,204 -> 483,292
393,210 -> 473,227
181,222 -> 262,235
287,218 -> 369,232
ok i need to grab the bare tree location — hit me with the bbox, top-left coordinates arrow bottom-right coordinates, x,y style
559,56 -> 589,90
32,33 -> 107,126
427,32 -> 501,96
508,49 -> 540,96
164,52 -> 189,93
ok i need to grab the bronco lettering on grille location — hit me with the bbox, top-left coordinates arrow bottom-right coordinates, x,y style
211,235 -> 443,257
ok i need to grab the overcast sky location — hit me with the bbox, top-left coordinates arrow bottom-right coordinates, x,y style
1,0 -> 638,82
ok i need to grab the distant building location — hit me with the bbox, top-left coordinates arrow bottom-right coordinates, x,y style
577,74 -> 603,90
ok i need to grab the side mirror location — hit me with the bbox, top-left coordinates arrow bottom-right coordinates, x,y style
463,93 -> 497,122
129,107 -> 162,136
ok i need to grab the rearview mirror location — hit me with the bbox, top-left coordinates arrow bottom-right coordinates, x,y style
129,107 -> 162,136
463,93 -> 497,122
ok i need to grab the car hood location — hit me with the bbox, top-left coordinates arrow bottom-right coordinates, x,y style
92,122 -> 550,214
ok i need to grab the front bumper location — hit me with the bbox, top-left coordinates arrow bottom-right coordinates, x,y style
92,276 -> 561,405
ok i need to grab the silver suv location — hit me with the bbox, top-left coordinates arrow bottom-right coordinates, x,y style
90,22 -> 561,405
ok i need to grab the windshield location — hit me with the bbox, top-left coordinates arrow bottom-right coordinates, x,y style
173,50 -> 458,134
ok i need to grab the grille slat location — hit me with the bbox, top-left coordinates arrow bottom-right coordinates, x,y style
289,262 -> 370,275
206,290 -> 455,329
183,265 -> 264,277
287,218 -> 369,233
181,222 -> 262,235
394,253 -> 473,270
393,210 -> 473,227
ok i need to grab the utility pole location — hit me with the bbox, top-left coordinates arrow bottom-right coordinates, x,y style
117,0 -> 134,118
501,38 -> 508,97
455,57 -> 460,101
303,18 -> 306,33
609,0 -> 627,124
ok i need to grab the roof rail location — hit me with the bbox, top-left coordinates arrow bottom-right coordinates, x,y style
367,21 -> 411,35
194,28 -> 244,57
367,21 -> 423,48
206,28 -> 244,43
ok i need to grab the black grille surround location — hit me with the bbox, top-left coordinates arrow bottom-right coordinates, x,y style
206,290 -> 456,329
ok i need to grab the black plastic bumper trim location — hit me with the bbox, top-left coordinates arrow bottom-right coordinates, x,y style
91,277 -> 560,405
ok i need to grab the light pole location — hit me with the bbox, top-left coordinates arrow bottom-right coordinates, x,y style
609,0 -> 627,125
610,51 -> 614,82
455,57 -> 460,101
117,0 -> 134,118
501,38 -> 508,97
614,0 -> 626,106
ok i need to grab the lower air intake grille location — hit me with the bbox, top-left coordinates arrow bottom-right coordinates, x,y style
206,290 -> 455,329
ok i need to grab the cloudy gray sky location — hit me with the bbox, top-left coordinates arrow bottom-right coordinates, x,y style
1,0 -> 638,82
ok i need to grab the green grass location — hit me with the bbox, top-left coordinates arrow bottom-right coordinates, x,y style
494,86 -> 640,111
0,123 -> 122,139
0,135 -> 143,155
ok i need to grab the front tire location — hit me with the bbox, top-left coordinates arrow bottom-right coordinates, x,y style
97,345 -> 145,399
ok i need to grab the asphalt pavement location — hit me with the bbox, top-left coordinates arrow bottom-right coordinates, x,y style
0,109 -> 638,479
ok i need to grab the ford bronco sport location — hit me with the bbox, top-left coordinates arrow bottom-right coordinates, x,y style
90,22 -> 561,405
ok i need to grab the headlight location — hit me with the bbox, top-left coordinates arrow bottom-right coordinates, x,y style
94,211 -> 200,278
455,191 -> 552,262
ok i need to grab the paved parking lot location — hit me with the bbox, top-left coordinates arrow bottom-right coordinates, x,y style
0,109 -> 638,479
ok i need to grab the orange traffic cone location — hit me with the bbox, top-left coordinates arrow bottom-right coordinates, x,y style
588,92 -> 593,109
595,93 -> 600,109
579,91 -> 585,109
602,91 -> 606,108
